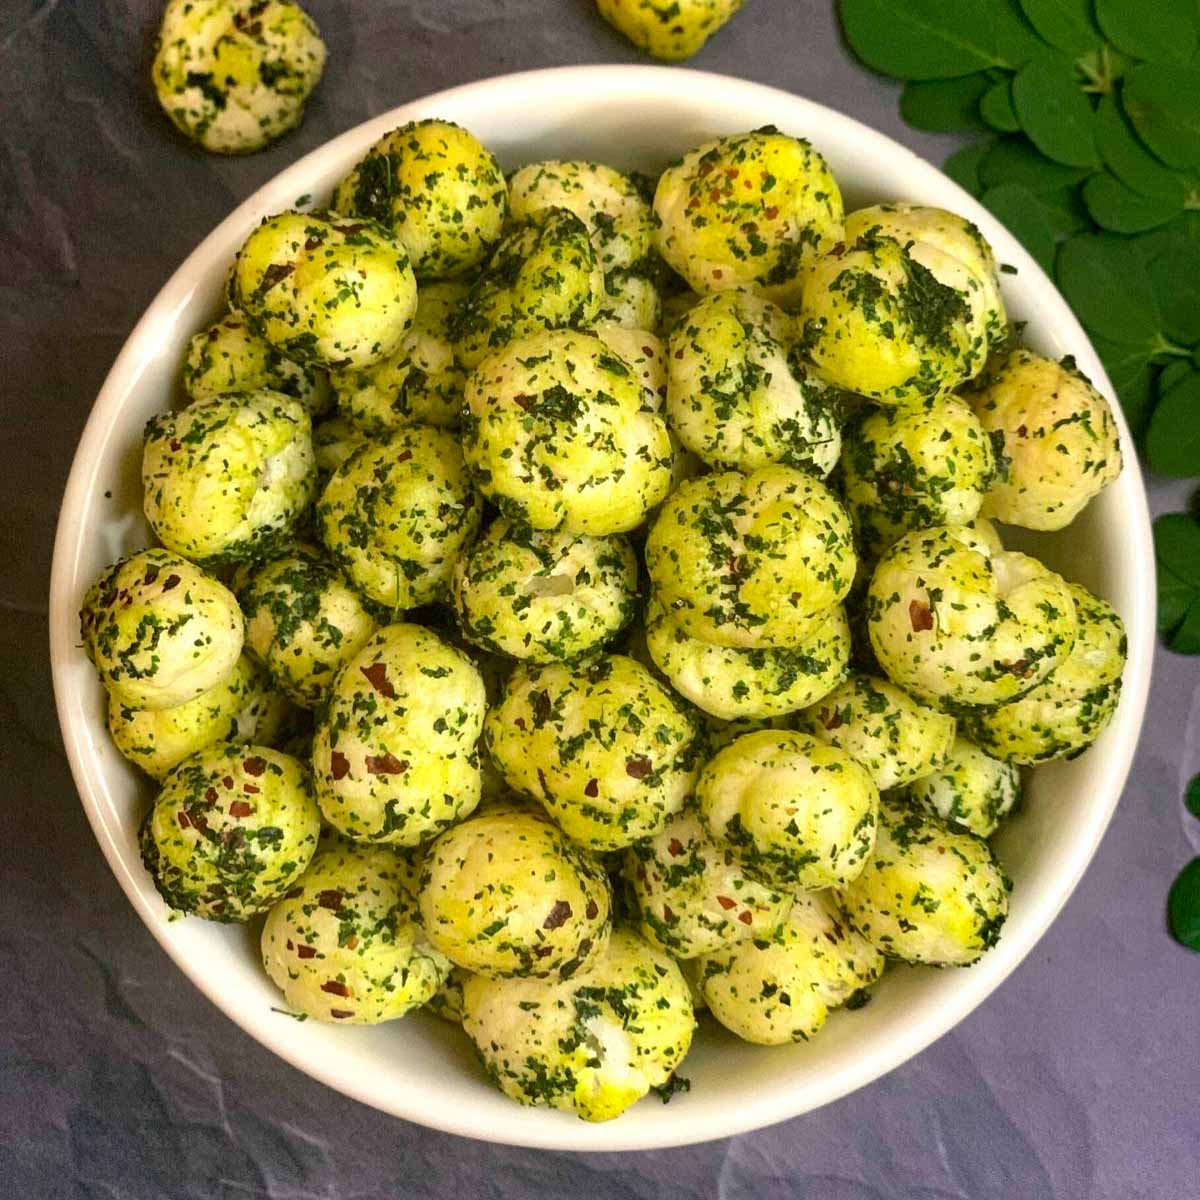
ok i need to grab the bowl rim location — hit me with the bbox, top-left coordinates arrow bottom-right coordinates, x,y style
49,63 -> 1156,1151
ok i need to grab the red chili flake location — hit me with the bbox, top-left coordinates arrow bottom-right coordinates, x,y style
823,931 -> 838,945
330,751 -> 350,780
365,752 -> 408,775
162,574 -> 181,592
243,756 -> 266,776
222,776 -> 234,790
764,205 -> 779,220
667,838 -> 684,857
909,600 -> 934,633
204,787 -> 219,804
726,167 -> 739,178
708,189 -> 722,203
514,716 -> 527,731
727,554 -> 743,578
259,262 -> 296,293
177,811 -> 191,830
642,345 -> 654,356
543,900 -> 572,929
338,222 -> 368,235
345,935 -> 359,950
738,911 -> 753,925
716,895 -> 736,910
537,767 -> 552,798
286,939 -> 294,951
831,920 -> 844,940
284,885 -> 305,899
396,449 -> 413,464
320,979 -> 351,998
625,756 -> 652,780
514,394 -> 535,411
229,800 -> 254,819
1005,658 -> 1031,678
830,242 -> 847,259
712,268 -> 724,279
360,662 -> 396,699
330,1009 -> 355,1019
740,221 -> 758,235
303,236 -> 323,251
318,890 -> 343,911
662,905 -> 675,922
533,690 -> 552,724
584,778 -> 599,798
535,945 -> 553,958
242,785 -> 260,797
1016,424 -> 1029,438
190,812 -> 209,833
821,707 -> 843,731
168,440 -> 182,453
585,899 -> 599,920
296,944 -> 317,960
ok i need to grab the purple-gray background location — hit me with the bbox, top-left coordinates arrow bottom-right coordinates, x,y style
2,1 -> 1196,1196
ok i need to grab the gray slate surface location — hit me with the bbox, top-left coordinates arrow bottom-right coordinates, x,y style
1,1 -> 1197,1196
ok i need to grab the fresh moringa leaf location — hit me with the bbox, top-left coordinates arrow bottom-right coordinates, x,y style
1136,231 -> 1200,345
981,183 -> 1058,272
901,75 -> 995,131
1123,63 -> 1200,170
995,0 -> 1056,68
1013,54 -> 1101,167
1155,512 -> 1200,652
1083,171 -> 1184,232
980,135 -> 1094,191
839,0 -> 1004,80
1089,334 -> 1157,437
1018,0 -> 1102,57
1039,184 -> 1091,236
1095,94 -> 1190,204
1168,858 -> 1200,951
1146,370 -> 1200,476
1159,358 -> 1196,394
942,141 -> 994,196
1056,233 -> 1162,344
980,78 -> 1021,131
1186,775 -> 1200,820
1095,0 -> 1198,66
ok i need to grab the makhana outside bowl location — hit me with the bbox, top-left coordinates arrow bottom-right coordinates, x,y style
49,65 -> 1155,1151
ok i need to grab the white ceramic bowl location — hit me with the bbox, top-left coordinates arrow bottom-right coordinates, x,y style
50,65 -> 1154,1150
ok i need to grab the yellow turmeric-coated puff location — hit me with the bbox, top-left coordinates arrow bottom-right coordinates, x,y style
485,655 -> 699,850
332,120 -> 507,279
312,624 -> 486,845
463,329 -> 673,535
645,465 -> 856,649
654,129 -> 843,305
597,0 -> 745,60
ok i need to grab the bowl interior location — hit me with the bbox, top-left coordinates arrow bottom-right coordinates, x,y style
49,66 -> 1154,1151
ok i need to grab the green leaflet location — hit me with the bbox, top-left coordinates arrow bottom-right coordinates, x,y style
1017,0 -> 1102,57
942,141 -> 993,196
1082,171 -> 1184,233
979,136 -> 1093,191
1055,233 -> 1162,344
1154,512 -> 1200,652
1088,335 -> 1156,437
1123,63 -> 1200,170
1095,0 -> 1198,66
1095,93 -> 1190,204
1146,370 -> 1200,476
1168,859 -> 1200,952
839,0 -> 1003,80
1186,776 -> 1200,820
1136,231 -> 1200,345
900,75 -> 994,131
995,0 -> 1055,68
980,78 -> 1021,131
981,184 -> 1057,272
1012,55 -> 1100,167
